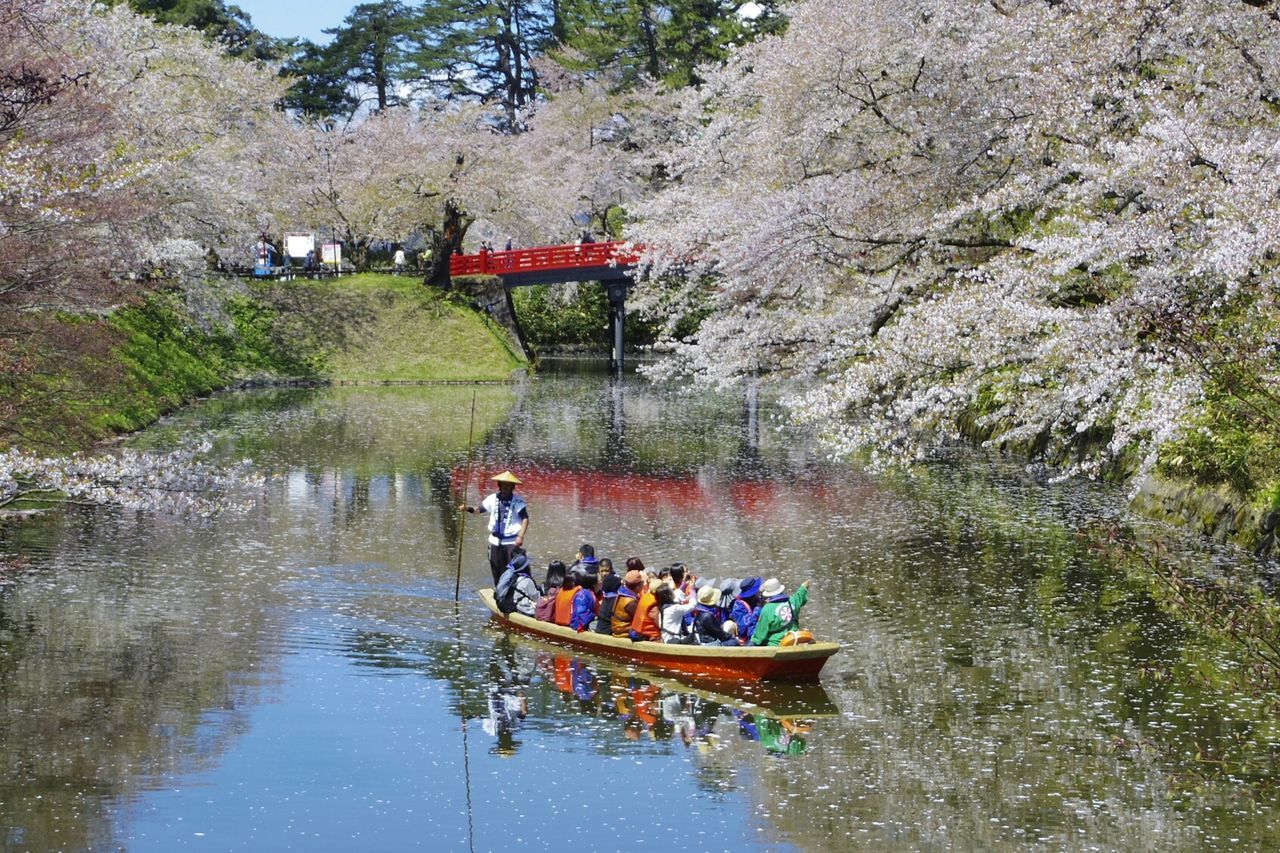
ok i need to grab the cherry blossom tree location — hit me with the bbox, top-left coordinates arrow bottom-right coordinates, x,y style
1,0 -> 296,304
628,0 -> 1280,482
2,0 -> 295,508
287,64 -> 670,281
288,104 -> 505,275
476,64 -> 675,246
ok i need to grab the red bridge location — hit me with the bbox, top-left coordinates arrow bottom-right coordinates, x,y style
449,240 -> 639,287
451,240 -> 640,371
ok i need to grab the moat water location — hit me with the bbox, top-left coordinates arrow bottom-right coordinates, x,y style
1,360 -> 1276,851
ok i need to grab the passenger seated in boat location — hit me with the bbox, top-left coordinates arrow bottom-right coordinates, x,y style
570,571 -> 598,632
598,557 -> 614,579
593,572 -> 622,634
692,585 -> 738,645
610,569 -> 644,637
554,571 -> 579,626
749,578 -> 810,646
729,577 -> 763,645
535,560 -> 566,622
567,543 -> 595,576
629,577 -> 663,642
503,554 -> 542,617
655,583 -> 697,644
668,563 -> 695,604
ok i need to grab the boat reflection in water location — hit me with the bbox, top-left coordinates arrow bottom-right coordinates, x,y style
478,632 -> 836,759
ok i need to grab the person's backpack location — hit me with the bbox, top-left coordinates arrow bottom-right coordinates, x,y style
495,566 -> 519,614
533,591 -> 557,621
495,553 -> 530,615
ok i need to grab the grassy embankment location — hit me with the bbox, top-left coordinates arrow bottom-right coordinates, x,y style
1,274 -> 526,454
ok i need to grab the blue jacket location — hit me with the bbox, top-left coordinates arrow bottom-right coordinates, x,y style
570,588 -> 597,631
729,597 -> 760,642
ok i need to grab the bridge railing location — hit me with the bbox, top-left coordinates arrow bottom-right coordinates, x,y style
449,240 -> 640,277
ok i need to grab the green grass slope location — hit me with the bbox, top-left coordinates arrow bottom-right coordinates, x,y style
1,275 -> 526,453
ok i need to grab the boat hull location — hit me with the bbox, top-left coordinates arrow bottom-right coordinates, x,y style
477,588 -> 838,683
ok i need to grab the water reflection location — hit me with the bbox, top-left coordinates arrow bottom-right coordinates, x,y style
479,635 -> 831,761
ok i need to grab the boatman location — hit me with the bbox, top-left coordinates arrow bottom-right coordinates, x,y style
463,471 -> 530,585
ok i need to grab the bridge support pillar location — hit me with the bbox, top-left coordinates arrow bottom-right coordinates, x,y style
605,280 -> 627,374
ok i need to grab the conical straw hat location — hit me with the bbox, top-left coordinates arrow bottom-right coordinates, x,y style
489,470 -> 522,484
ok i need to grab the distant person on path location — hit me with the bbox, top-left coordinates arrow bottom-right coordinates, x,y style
462,471 -> 529,585
393,247 -> 406,274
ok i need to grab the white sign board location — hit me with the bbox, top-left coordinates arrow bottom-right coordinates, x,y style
285,233 -> 315,258
321,242 -> 342,266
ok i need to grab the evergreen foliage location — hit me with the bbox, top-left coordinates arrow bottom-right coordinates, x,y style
280,0 -> 788,119
116,0 -> 279,58
322,1 -> 420,112
553,0 -> 786,89
412,0 -> 554,126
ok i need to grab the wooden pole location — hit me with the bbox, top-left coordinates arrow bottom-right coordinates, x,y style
455,390 -> 478,603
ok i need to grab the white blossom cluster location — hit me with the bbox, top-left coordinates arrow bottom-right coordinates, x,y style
286,74 -> 673,255
6,1 -> 674,292
2,0 -> 297,301
0,442 -> 259,517
627,0 -> 1280,479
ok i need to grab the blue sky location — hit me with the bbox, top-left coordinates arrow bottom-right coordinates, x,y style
235,0 -> 354,44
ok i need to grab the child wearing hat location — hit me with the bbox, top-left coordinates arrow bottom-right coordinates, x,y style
749,578 -> 811,646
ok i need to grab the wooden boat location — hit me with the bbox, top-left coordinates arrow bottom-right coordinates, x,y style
477,588 -> 840,683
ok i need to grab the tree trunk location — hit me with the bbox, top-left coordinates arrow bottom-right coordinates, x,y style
374,55 -> 388,111
424,198 -> 473,289
641,6 -> 661,81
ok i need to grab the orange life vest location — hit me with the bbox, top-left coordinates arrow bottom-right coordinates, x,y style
554,586 -> 576,626
630,591 -> 660,640
611,593 -> 638,637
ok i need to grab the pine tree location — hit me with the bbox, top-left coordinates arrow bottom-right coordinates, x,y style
411,0 -> 556,128
116,0 -> 279,59
280,39 -> 359,119
324,1 -> 420,112
553,1 -> 786,90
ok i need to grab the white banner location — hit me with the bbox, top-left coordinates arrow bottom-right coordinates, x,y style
284,233 -> 314,258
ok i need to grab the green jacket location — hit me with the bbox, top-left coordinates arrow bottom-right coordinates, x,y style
750,585 -> 808,646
